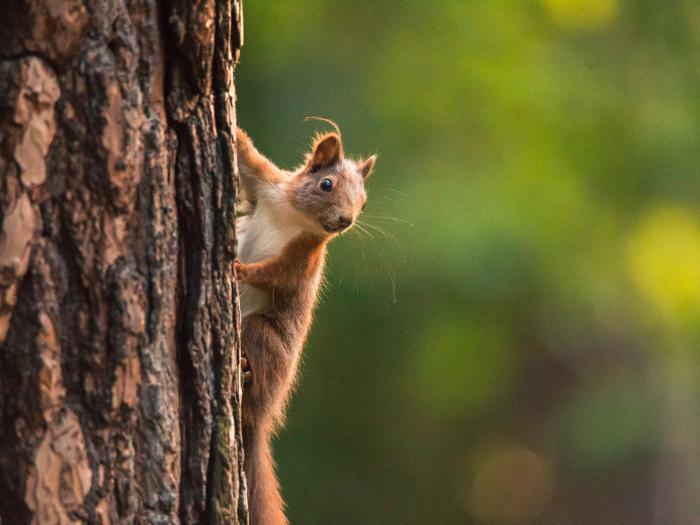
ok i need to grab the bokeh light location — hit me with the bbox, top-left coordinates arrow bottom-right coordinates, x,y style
237,1 -> 700,523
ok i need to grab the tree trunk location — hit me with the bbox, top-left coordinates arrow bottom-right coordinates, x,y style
0,0 -> 247,523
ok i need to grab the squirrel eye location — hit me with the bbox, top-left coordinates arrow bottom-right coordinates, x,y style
320,178 -> 333,191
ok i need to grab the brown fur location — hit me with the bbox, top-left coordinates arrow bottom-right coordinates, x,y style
236,128 -> 284,203
235,126 -> 375,525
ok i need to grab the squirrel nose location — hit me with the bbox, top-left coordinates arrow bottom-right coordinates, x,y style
337,216 -> 352,229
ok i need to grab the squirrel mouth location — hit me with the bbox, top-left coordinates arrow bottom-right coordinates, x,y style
322,216 -> 353,233
322,223 -> 349,234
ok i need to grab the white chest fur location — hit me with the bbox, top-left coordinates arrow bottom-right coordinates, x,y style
236,186 -> 307,318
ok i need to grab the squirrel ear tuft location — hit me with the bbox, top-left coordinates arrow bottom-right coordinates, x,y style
359,155 -> 377,179
309,133 -> 343,171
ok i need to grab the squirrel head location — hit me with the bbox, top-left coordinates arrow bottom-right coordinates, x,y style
289,132 -> 376,236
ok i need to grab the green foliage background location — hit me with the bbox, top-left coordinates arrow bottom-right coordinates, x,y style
236,1 -> 700,523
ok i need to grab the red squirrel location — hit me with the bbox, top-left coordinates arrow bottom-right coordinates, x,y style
234,126 -> 376,525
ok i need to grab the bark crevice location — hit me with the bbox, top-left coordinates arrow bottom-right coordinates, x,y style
0,1 -> 246,523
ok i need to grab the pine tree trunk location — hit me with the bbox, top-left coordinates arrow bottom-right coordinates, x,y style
0,0 -> 247,523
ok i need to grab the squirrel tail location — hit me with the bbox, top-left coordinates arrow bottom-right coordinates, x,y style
245,427 -> 288,525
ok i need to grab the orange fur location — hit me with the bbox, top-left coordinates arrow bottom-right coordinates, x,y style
235,126 -> 375,525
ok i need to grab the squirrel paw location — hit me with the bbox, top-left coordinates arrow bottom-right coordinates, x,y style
234,259 -> 247,282
241,354 -> 252,385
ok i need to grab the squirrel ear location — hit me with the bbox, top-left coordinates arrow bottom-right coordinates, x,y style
359,155 -> 377,179
309,133 -> 343,171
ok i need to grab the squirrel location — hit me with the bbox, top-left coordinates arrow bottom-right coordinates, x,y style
234,125 -> 376,525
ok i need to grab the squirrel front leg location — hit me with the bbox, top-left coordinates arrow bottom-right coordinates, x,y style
236,128 -> 284,202
235,257 -> 286,291
235,233 -> 326,292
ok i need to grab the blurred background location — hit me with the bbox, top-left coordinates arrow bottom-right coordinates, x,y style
236,1 -> 700,523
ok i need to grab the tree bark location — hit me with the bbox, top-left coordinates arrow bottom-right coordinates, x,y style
0,0 -> 247,523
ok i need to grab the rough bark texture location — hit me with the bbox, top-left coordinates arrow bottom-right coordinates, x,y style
0,0 -> 247,523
